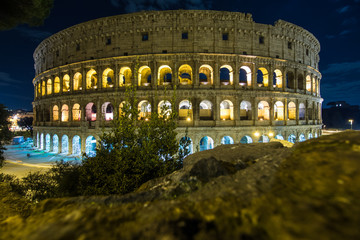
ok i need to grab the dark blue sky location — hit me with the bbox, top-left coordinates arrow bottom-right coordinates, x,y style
0,0 -> 359,110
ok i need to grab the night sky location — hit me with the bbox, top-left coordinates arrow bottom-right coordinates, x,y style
0,0 -> 359,110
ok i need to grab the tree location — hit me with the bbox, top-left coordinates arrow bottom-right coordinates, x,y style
78,86 -> 183,195
0,0 -> 54,30
0,104 -> 12,168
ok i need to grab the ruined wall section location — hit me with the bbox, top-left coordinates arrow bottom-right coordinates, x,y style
33,10 -> 320,76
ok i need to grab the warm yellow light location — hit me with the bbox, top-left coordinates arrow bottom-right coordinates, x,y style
269,132 -> 274,137
222,118 -> 226,121
145,118 -> 149,121
254,131 -> 260,137
186,117 -> 191,121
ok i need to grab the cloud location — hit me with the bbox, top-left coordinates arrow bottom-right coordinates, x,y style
110,0 -> 212,12
342,17 -> 357,25
322,61 -> 360,75
0,72 -> 23,87
337,5 -> 350,13
15,27 -> 52,41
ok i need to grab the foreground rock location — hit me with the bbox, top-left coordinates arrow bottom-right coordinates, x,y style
1,131 -> 360,239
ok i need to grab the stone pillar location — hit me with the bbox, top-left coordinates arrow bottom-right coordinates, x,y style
173,62 -> 179,86
284,98 -> 288,126
234,97 -> 240,123
82,67 -> 87,91
234,61 -> 240,88
294,68 -> 298,93
97,66 -> 103,90
49,134 -> 53,152
215,96 -> 220,122
68,136 -> 73,155
296,99 -> 299,125
269,98 -> 274,126
151,60 -> 157,89
193,98 -> 199,126
213,62 -> 220,88
193,61 -> 199,87
114,64 -> 119,90
81,135 -> 86,154
252,97 -> 257,125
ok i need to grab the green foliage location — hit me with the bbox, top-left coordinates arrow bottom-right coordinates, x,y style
0,104 -> 12,168
79,86 -> 183,195
0,0 -> 54,30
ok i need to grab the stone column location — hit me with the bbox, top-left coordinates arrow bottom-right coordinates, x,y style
269,98 -> 274,126
284,98 -> 288,126
193,61 -> 199,87
151,60 -> 157,89
213,62 -> 220,88
193,97 -> 199,126
173,61 -> 179,86
252,97 -> 257,125
97,66 -> 103,90
234,61 -> 240,88
82,67 -> 87,91
114,64 -> 119,90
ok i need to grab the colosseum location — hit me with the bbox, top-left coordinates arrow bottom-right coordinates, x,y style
32,10 -> 322,156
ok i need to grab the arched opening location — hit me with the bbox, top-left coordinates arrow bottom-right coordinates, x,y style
220,65 -> 233,85
85,103 -> 97,121
72,103 -> 81,121
45,134 -> 50,151
179,100 -> 193,120
54,77 -> 60,93
299,134 -> 306,142
40,133 -> 44,149
138,66 -> 151,86
240,101 -> 252,120
61,135 -> 69,154
259,135 -> 269,143
158,65 -> 172,85
220,100 -> 234,120
306,75 -> 311,92
53,105 -> 59,121
240,66 -> 252,86
72,135 -> 81,155
37,83 -> 41,97
257,67 -> 268,87
158,100 -> 172,118
47,79 -> 52,95
61,104 -> 69,122
286,72 -> 295,89
314,132 -> 318,138
221,136 -> 234,145
288,134 -> 296,143
102,102 -> 114,121
86,69 -> 98,89
63,74 -> 70,92
298,74 -> 304,90
200,136 -> 214,151
41,81 -> 46,96
179,136 -> 193,156
312,77 -> 316,93
288,102 -> 296,120
240,135 -> 253,144
102,68 -> 114,88
274,101 -> 284,121
199,64 -> 213,85
178,64 -> 193,85
119,67 -> 132,86
73,72 -> 82,91
308,133 -> 313,139
273,69 -> 283,88
299,103 -> 305,120
138,100 -> 151,120
36,132 -> 40,148
199,100 -> 213,120
258,101 -> 270,120
53,134 -> 59,153
86,136 -> 97,157
275,134 -> 284,140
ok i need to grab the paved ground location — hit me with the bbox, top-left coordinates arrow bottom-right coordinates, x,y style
1,142 -> 81,178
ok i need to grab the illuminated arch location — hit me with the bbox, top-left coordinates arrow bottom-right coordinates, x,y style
179,136 -> 193,156
73,72 -> 82,91
61,104 -> 69,122
220,65 -> 233,85
138,100 -> 151,120
179,100 -> 192,120
158,65 -> 172,85
286,72 -> 295,89
47,79 -> 52,95
239,66 -> 252,86
257,67 -> 269,87
258,101 -> 270,120
41,80 -> 46,96
312,77 -> 316,93
178,64 -> 193,85
288,134 -> 296,143
138,66 -> 151,86
199,100 -> 213,120
53,105 -> 59,121
259,135 -> 269,143
240,101 -> 252,120
158,100 -> 172,118
299,134 -> 306,142
102,68 -> 114,88
274,101 -> 284,121
86,69 -> 98,89
240,135 -> 253,144
72,135 -> 81,155
86,136 -> 97,157
200,136 -> 214,151
221,136 -> 234,145
52,134 -> 59,153
119,67 -> 132,86
220,100 -> 234,120
85,102 -> 96,121
273,69 -> 283,88
54,77 -> 60,93
288,102 -> 296,120
299,103 -> 306,120
199,64 -> 213,85
45,134 -> 50,151
275,134 -> 284,140
63,74 -> 70,92
102,102 -> 114,121
61,135 -> 69,154
72,103 -> 81,121
306,75 -> 311,91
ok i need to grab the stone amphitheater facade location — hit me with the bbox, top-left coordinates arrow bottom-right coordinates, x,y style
32,10 -> 322,156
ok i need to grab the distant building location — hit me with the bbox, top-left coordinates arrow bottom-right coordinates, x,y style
322,101 -> 359,130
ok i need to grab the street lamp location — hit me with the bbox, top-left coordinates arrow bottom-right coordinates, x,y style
349,119 -> 353,130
